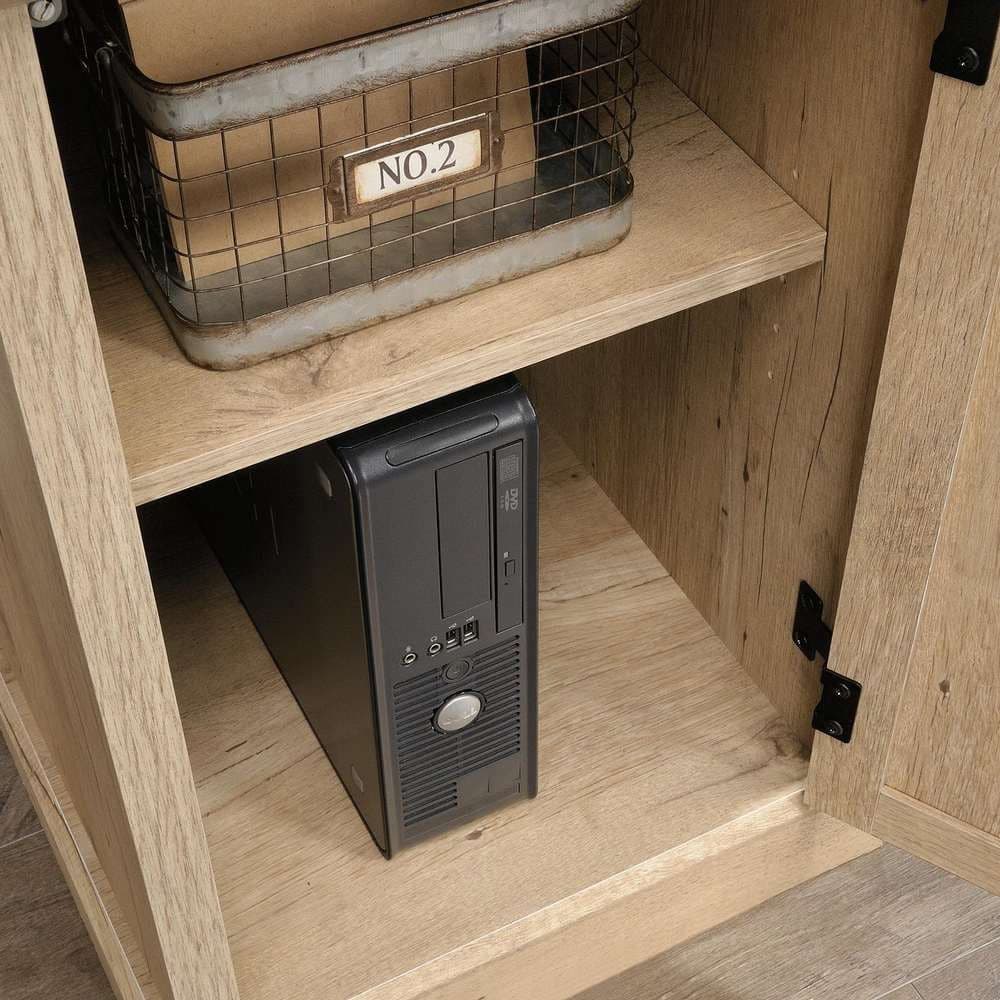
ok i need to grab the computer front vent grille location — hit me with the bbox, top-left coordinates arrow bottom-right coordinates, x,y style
394,635 -> 521,828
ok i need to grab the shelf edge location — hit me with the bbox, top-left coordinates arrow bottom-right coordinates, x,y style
129,229 -> 825,505
351,788 -> 877,1000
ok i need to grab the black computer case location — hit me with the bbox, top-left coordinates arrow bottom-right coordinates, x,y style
196,376 -> 539,856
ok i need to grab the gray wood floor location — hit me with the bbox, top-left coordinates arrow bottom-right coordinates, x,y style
0,735 -> 39,847
0,740 -> 114,1000
1,733 -> 998,999
576,846 -> 1000,1000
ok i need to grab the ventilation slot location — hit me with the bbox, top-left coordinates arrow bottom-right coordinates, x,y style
394,636 -> 521,829
402,783 -> 458,826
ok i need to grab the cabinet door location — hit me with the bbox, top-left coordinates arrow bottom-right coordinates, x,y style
806,48 -> 1000,893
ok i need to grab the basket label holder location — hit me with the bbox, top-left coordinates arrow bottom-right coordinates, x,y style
328,111 -> 505,222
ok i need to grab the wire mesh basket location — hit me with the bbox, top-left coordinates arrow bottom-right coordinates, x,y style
75,0 -> 640,369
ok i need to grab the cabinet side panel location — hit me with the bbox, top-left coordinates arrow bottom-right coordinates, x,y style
0,9 -> 237,999
527,0 -> 943,742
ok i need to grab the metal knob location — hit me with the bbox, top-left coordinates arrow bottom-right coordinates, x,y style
434,692 -> 483,733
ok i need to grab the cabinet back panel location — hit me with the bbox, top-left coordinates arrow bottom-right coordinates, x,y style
527,0 -> 945,742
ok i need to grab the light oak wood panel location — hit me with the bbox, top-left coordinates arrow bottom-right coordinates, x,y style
881,989 -> 922,1000
0,9 -> 237,1000
807,63 -> 1000,830
531,0 -> 943,745
573,844 -> 1000,1000
82,59 -> 825,505
874,789 -> 1000,898
371,794 -> 877,1000
18,429 -> 871,1000
153,428 -> 815,1000
882,278 -> 1000,835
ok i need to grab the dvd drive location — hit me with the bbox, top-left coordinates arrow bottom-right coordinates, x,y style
495,440 -> 524,632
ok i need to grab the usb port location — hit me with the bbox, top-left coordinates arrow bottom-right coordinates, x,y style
445,626 -> 461,649
462,619 -> 479,643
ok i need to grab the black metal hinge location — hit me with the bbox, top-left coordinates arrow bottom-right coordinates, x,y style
931,0 -> 1000,86
792,582 -> 862,744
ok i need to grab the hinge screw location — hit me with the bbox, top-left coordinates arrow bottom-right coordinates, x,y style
832,682 -> 853,700
956,46 -> 981,74
793,630 -> 810,652
27,0 -> 60,25
823,720 -> 845,739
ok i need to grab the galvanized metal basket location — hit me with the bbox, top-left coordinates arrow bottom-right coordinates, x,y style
76,0 -> 639,369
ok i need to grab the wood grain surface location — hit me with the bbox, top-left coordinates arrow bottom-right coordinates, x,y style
79,58 -> 825,504
0,729 -> 38,848
0,834 -> 116,1000
807,55 -> 1000,830
6,430 -> 843,1000
874,789 -> 1000,898
127,428 -> 821,1000
0,665 -> 145,1000
912,940 -> 1000,1000
882,276 -> 1000,836
376,794 -> 876,1000
572,845 -> 1000,1000
4,670 -> 160,1000
0,427 -> 871,1000
530,0 -> 944,745
0,9 -> 237,999
0,610 -> 39,849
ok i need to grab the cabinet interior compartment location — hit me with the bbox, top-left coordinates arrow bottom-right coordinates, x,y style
0,1 -> 945,996
2,426 -> 878,1000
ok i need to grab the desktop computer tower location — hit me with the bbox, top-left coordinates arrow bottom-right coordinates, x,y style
196,376 -> 538,857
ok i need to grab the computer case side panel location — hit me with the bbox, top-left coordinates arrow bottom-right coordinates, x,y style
195,448 -> 390,854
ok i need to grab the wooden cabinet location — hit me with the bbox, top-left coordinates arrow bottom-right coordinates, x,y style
0,2 -> 996,998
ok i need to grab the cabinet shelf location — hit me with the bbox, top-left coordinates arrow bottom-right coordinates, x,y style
80,57 -> 826,506
7,429 -> 875,1000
